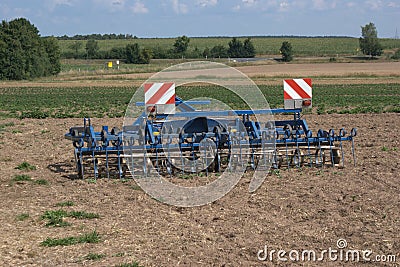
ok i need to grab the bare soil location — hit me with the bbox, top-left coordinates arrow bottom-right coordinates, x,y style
1,61 -> 400,88
1,113 -> 399,266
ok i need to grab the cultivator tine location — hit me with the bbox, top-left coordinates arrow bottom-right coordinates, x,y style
351,128 -> 357,166
128,138 -> 134,177
239,133 -> 245,170
317,129 -> 324,168
306,130 -> 313,167
261,131 -> 267,169
284,129 -> 290,169
328,129 -> 335,167
166,137 -> 172,177
338,128 -> 346,168
272,131 -> 280,169
294,130 -> 301,168
79,151 -> 84,179
143,145 -> 148,178
117,150 -> 122,179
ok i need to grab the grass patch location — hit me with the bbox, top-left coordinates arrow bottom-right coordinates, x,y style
56,201 -> 75,207
0,122 -> 15,132
34,179 -> 49,185
40,230 -> 100,247
84,253 -> 106,261
115,262 -> 143,267
113,252 -> 125,257
41,209 -> 100,227
16,213 -> 30,221
41,210 -> 71,227
130,185 -> 142,191
68,211 -> 100,219
12,174 -> 32,182
15,161 -> 36,171
271,169 -> 281,178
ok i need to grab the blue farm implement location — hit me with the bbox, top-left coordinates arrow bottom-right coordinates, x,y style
65,80 -> 357,179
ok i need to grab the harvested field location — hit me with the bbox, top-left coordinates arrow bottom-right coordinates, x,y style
0,113 -> 399,266
1,61 -> 399,88
0,61 -> 399,266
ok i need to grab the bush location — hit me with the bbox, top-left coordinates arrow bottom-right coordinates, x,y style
0,18 -> 61,80
126,43 -> 152,64
392,49 -> 400,59
228,37 -> 256,58
280,41 -> 293,62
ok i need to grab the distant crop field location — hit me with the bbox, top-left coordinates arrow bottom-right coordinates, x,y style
1,84 -> 399,119
58,37 -> 400,57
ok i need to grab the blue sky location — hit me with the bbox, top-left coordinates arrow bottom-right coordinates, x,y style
1,0 -> 399,37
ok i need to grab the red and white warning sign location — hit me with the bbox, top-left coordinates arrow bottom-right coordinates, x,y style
283,79 -> 312,109
144,82 -> 175,114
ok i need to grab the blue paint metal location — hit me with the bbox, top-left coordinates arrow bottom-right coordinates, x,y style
65,95 -> 357,179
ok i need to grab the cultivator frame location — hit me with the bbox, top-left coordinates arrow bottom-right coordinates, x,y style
65,81 -> 357,179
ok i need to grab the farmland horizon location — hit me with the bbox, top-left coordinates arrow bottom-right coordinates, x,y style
53,34 -> 361,39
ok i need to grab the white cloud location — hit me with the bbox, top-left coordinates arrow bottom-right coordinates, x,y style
232,0 -> 259,11
313,0 -> 327,10
232,4 -> 241,11
92,0 -> 126,11
171,0 -> 188,14
346,2 -> 356,8
365,0 -> 383,10
243,0 -> 257,5
46,0 -> 76,11
312,0 -> 337,10
278,1 -> 289,11
387,1 -> 400,8
131,1 -> 148,13
197,0 -> 218,8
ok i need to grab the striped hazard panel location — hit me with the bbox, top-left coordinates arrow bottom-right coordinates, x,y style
283,79 -> 312,109
284,79 -> 312,100
144,82 -> 175,114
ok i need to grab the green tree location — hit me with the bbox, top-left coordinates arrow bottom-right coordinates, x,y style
210,45 -> 228,58
126,43 -> 151,64
228,37 -> 244,58
202,47 -> 210,58
173,35 -> 190,55
280,41 -> 293,62
392,49 -> 400,60
243,38 -> 256,57
68,41 -> 82,58
85,39 -> 99,59
42,37 -> 61,75
0,18 -> 61,80
140,48 -> 152,63
359,22 -> 383,58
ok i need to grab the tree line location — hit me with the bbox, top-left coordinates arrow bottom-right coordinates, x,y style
0,18 -> 61,80
63,35 -> 257,61
57,33 -> 137,40
0,17 -> 391,80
